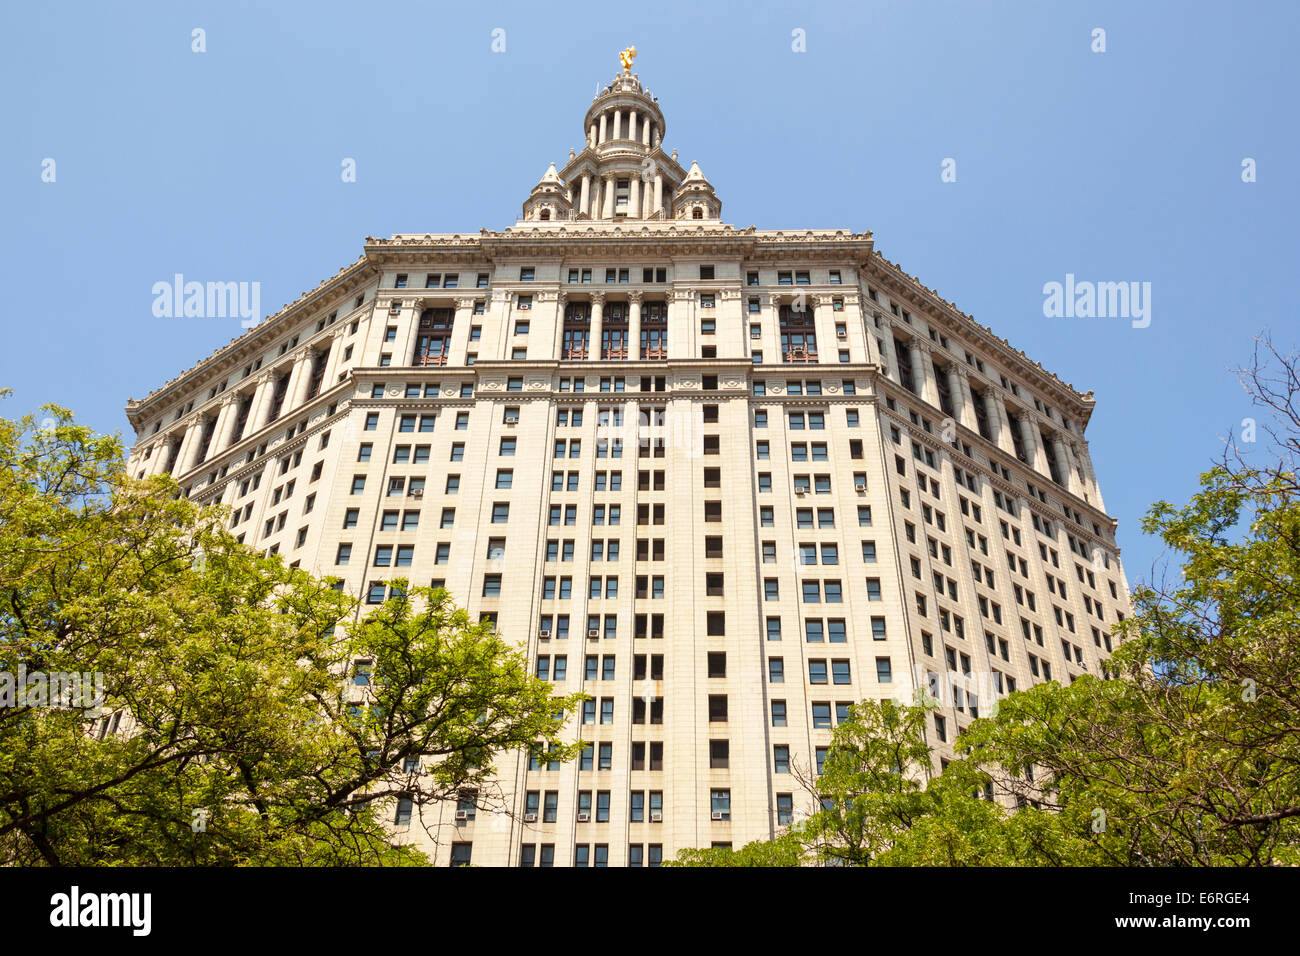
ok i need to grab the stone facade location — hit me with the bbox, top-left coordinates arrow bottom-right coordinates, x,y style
124,65 -> 1132,867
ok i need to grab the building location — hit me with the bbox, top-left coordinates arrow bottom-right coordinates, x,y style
124,56 -> 1133,867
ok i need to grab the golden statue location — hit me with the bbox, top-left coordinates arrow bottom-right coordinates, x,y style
619,46 -> 637,71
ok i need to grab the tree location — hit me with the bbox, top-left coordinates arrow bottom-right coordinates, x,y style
0,392 -> 581,865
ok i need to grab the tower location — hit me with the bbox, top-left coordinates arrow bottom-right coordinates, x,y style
124,54 -> 1133,867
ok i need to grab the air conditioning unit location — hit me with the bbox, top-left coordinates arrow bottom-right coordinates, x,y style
455,809 -> 468,821
576,812 -> 590,823
538,629 -> 552,640
855,483 -> 868,493
710,811 -> 725,821
522,812 -> 538,823
750,329 -> 762,339
836,329 -> 848,339
587,628 -> 600,639
650,812 -> 663,823
504,416 -> 518,426
794,487 -> 808,496
389,301 -> 402,314
408,488 -> 423,498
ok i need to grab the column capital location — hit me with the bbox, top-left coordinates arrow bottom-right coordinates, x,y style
589,290 -> 607,306
219,393 -> 240,408
455,296 -> 478,310
627,289 -> 644,303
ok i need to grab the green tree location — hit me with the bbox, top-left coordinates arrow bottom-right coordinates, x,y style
0,393 -> 582,865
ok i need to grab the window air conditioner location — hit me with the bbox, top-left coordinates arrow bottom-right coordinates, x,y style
523,812 -> 538,823
588,628 -> 601,639
538,629 -> 552,640
650,812 -> 663,823
577,812 -> 590,823
855,483 -> 868,493
710,811 -> 725,821
455,809 -> 468,821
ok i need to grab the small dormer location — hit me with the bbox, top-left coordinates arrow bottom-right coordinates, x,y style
671,161 -> 721,221
521,163 -> 573,222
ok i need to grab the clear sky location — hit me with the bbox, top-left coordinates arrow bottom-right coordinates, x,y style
2,0 -> 1297,585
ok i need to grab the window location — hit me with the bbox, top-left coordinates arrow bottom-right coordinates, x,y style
710,790 -> 730,821
773,746 -> 790,773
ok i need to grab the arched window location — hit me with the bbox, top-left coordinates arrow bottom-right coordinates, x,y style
540,208 -> 551,221
692,206 -> 704,220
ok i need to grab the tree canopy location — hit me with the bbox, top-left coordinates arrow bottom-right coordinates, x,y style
0,392 -> 581,865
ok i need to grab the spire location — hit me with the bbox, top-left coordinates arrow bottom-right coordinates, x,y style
517,52 -> 722,223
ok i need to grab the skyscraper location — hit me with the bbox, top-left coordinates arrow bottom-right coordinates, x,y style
125,57 -> 1132,867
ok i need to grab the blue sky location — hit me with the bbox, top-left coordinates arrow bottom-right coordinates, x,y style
2,0 -> 1297,584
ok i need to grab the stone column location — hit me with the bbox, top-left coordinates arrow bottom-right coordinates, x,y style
146,438 -> 170,476
580,174 -> 591,215
598,113 -> 607,143
285,347 -> 314,413
602,175 -> 615,219
653,172 -> 663,216
174,415 -> 204,475
983,387 -> 1008,452
589,292 -> 604,361
628,109 -> 637,142
629,176 -> 640,219
320,329 -> 347,388
876,317 -> 899,381
248,370 -> 276,432
1052,434 -> 1076,493
213,394 -> 240,454
908,340 -> 929,401
952,367 -> 977,431
1072,440 -> 1104,510
1017,414 -> 1042,472
642,119 -> 651,145
761,292 -> 781,365
449,297 -> 476,362
588,124 -> 597,148
628,291 -> 643,360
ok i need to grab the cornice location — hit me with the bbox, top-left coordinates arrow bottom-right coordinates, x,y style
125,255 -> 375,424
866,250 -> 1095,423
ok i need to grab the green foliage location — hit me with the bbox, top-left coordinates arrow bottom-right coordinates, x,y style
0,395 -> 581,865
